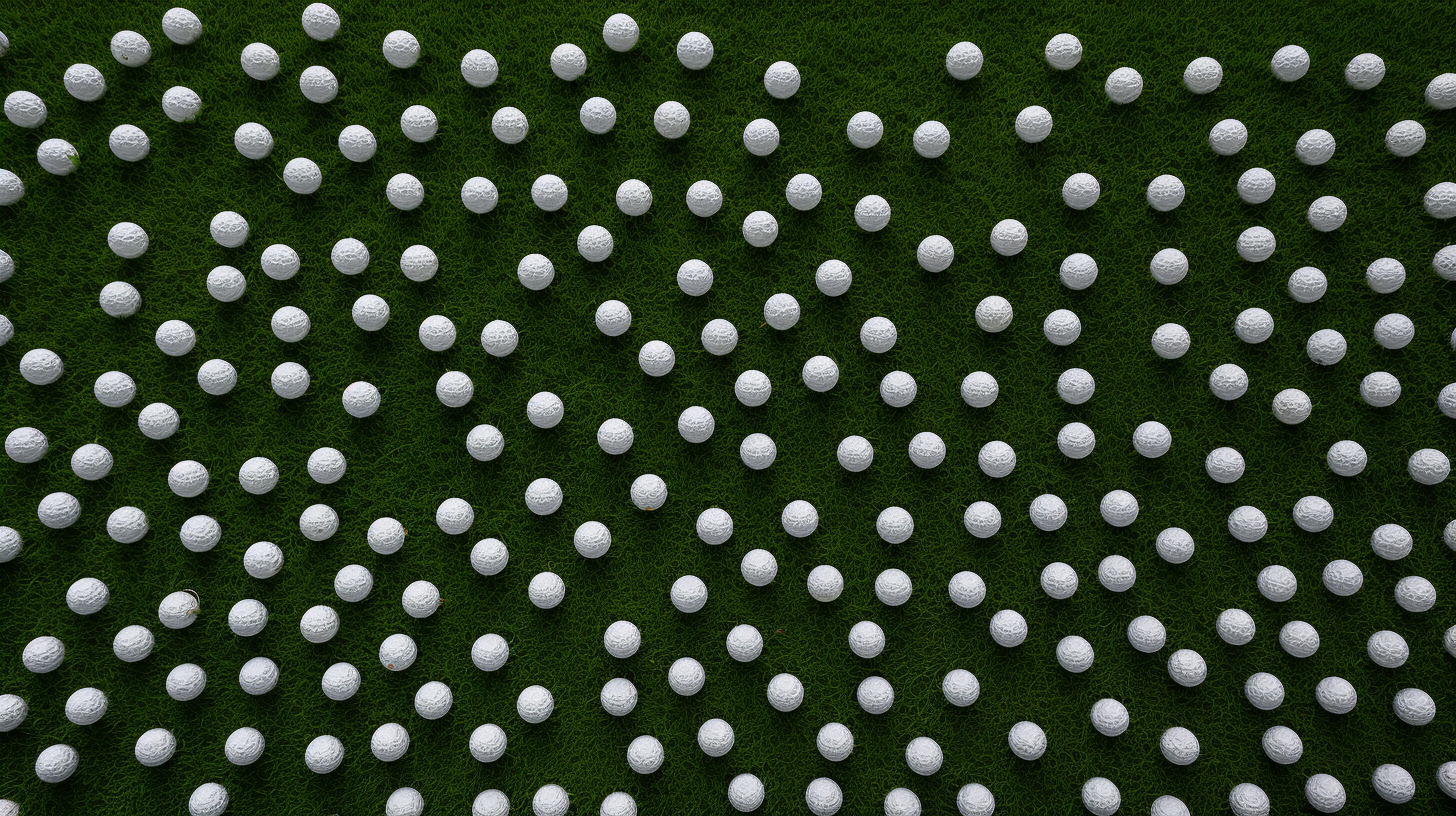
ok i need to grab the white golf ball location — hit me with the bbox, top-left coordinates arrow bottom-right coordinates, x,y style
785,173 -> 822,210
847,111 -> 883,148
975,295 -> 1013,332
729,774 -> 764,813
239,656 -> 278,696
1161,727 -> 1200,766
990,218 -> 1027,255
678,258 -> 714,293
598,418 -> 634,454
817,722 -> 854,761
1368,630 -> 1409,668
1296,129 -> 1336,165
528,572 -> 565,609
1015,105 -> 1053,143
1208,118 -> 1247,155
1184,56 -> 1222,93
492,107 -> 528,144
136,727 -> 176,767
516,686 -> 554,723
299,503 -> 339,541
1345,52 -> 1385,89
1237,167 -> 1276,204
1395,575 -> 1437,612
383,30 -> 420,68
671,575 -> 707,613
961,371 -> 998,407
669,657 -> 705,696
1410,448 -> 1451,484
386,173 -> 424,211
1386,119 -> 1426,157
461,176 -> 498,214
946,41 -> 984,79
1043,309 -> 1081,345
436,371 -> 473,407
1373,765 -> 1416,805
913,120 -> 950,158
162,8 -> 203,45
1367,257 -> 1406,293
1244,672 -> 1285,711
743,118 -> 779,156
299,66 -> 338,104
989,609 -> 1027,647
764,60 -> 801,98
683,180 -> 719,215
1045,33 -> 1082,69
807,565 -> 843,602
1062,172 -> 1100,209
35,744 -> 79,783
857,675 -> 895,714
1257,564 -> 1297,601
580,96 -> 616,134
549,43 -> 586,80
1271,44 -> 1310,80
1105,66 -> 1143,103
727,624 -> 763,662
742,210 -> 778,247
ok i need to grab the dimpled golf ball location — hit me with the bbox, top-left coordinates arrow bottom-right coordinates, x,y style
802,565 -> 845,603
765,673 -> 804,713
1296,129 -> 1336,165
913,120 -> 951,159
988,609 -> 1027,648
1082,778 -> 1122,816
874,568 -> 912,607
1125,615 -> 1165,653
22,636 -> 65,673
671,575 -> 708,613
805,779 -> 841,816
105,506 -> 148,544
162,86 -> 201,122
1054,254 -> 1098,292
727,624 -> 763,662
1279,620 -> 1321,658
0,171 -> 20,206
1160,727 -> 1200,766
784,173 -> 822,211
846,111 -> 885,150
853,675 -> 894,715
952,373 -> 996,411
35,744 -> 79,783
1146,175 -> 1186,211
299,66 -> 338,104
595,417 -> 634,455
743,118 -> 779,156
468,723 -> 508,764
1014,105 -> 1053,143
266,362 -> 310,399
1167,648 -> 1207,687
1392,687 -> 1436,726
975,295 -> 1013,332
682,181 -> 723,219
1087,700 -> 1129,738
742,210 -> 779,247
990,218 -> 1028,255
63,62 -> 108,102
162,8 -> 202,44
763,60 -> 802,99
1410,448 -> 1451,484
1313,676 -> 1358,715
1030,495 -> 1069,533
876,370 -> 914,407
1383,119 -> 1426,158
386,173 -> 424,211
136,727 -> 176,767
1056,422 -> 1098,461
1373,764 -> 1416,804
35,138 -> 79,175
1146,324 -> 1191,362
37,491 -> 81,529
491,106 -> 528,144
940,40 -> 986,80
1364,256 -> 1406,293
1215,608 -> 1256,646
1209,119 -> 1248,155
1369,313 -> 1415,352
1056,636 -> 1094,673
1207,363 -> 1248,400
523,477 -> 563,516
239,656 -> 279,696
1053,367 -> 1093,405
1257,564 -> 1297,602
696,718 -> 734,757
1057,172 -> 1101,212
1043,308 -> 1081,345
243,541 -> 283,578
66,577 -> 110,616
1236,226 -> 1277,262
5,427 -> 46,464
378,29 -> 421,68
98,280 -> 141,319
578,96 -> 616,135
1324,440 -> 1367,477
228,598 -> 268,636
436,371 -> 473,407
1237,167 -> 1276,204
1041,561 -> 1078,598
528,572 -> 566,609
728,774 -> 765,813
1127,423 -> 1172,461
669,657 -> 705,696
299,503 -> 339,541
1099,490 -> 1138,528
1395,575 -> 1437,612
1204,446 -> 1245,484
1241,672 -> 1286,712
1429,72 -> 1456,109
178,515 -> 219,553
547,42 -> 586,81
1359,371 -> 1401,408
1267,43 -> 1311,80
1321,559 -> 1364,597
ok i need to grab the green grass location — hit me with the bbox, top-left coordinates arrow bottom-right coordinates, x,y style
2,1 -> 1455,814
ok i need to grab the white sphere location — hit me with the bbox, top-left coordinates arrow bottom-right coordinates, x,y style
228,599 -> 268,637
196,358 -> 237,396
1082,778 -> 1121,816
1316,676 -> 1358,714
167,459 -> 210,498
1127,615 -> 1166,652
178,515 -> 219,552
949,571 -> 987,608
603,620 -> 642,658
743,118 -> 779,156
415,680 -> 453,720
303,735 -> 346,774
728,774 -> 764,813
1322,559 -> 1365,597
807,565 -> 844,602
492,106 -> 528,144
1395,575 -> 1437,612
817,722 -> 854,761
525,391 -> 564,429
158,590 -> 200,629
694,508 -> 733,546
18,348 -> 64,385
1271,388 -> 1312,425
64,687 -> 107,726
742,210 -> 778,247
230,122 -> 276,161
1062,172 -> 1100,210
597,418 -> 634,455
367,517 -> 407,556
37,491 -> 81,529
630,473 -> 667,510
381,29 -> 420,68
209,211 -> 248,248
386,789 -> 424,816
386,173 -> 424,211
1235,167 -> 1277,206
1167,649 -> 1207,687
1366,256 -> 1407,293
614,179 -> 652,217
1342,51 -> 1386,89
875,568 -> 913,606
469,723 -> 507,762
1147,174 -> 1185,211
474,790 -> 510,816
1043,309 -> 1081,346
975,295 -> 1013,333
698,718 -> 734,756
874,506 -> 913,544
1208,118 -> 1248,155
781,500 -> 819,538
1217,608 -> 1256,645
243,542 -> 283,578
1134,421 -> 1173,458
299,503 -> 339,541
1183,55 -> 1223,93
1030,495 -> 1069,533
668,657 -> 705,696
238,656 -> 279,696
1393,687 -> 1436,726
379,633 -> 418,671
1430,72 -> 1456,108
900,736 -> 942,777
859,315 -> 898,353
942,669 -> 980,707
766,673 -> 803,712
66,577 -> 110,615
990,219 -> 1027,255
1100,491 -> 1139,528
857,675 -> 895,714
580,97 -> 617,135
594,298 -> 632,336
203,264 -> 246,302
339,381 -> 379,418
806,779 -> 842,816
107,123 -> 149,161
638,341 -> 675,377
1374,313 -> 1415,350
907,431 -> 946,469
1373,765 -> 1416,804
436,371 -> 474,407
136,727 -> 177,767
961,371 -> 998,408
1306,195 -> 1347,233
1442,762 -> 1456,799
0,170 -> 21,205
1014,105 -> 1053,143
1209,363 -> 1249,400
460,177 -> 498,215
435,497 -> 475,534
1235,226 -> 1276,263
572,520 -> 612,560
946,41 -> 984,79
1279,620 -> 1321,658
1041,561 -> 1078,598
4,427 -> 46,463
914,121 -> 951,158
1045,32 -> 1082,68
1149,247 -> 1189,285
517,685 -> 554,723
549,43 -> 586,80
471,633 -> 510,672
1205,446 -> 1246,484
764,292 -> 800,329
1271,44 -> 1310,80
1257,564 -> 1297,601
671,575 -> 708,613
299,604 -> 340,643
847,111 -> 884,148
978,441 -> 1016,479
104,506 -> 147,543
701,319 -> 738,356
1161,727 -> 1200,766
35,744 -> 79,783
1244,672 -> 1285,710
166,664 -> 210,703
1056,636 -> 1094,673
529,175 -> 570,214
1360,371 -> 1401,408
1296,129 -> 1336,165
161,86 -> 201,122
528,572 -> 565,609
1328,440 -> 1368,476
880,370 -> 917,407
298,66 -> 338,104
270,362 -> 310,399
1057,422 -> 1095,459
238,42 -> 279,80
989,609 -> 1027,647
963,502 -> 1002,540
1301,774 -> 1346,814
726,624 -> 763,662
1410,448 -> 1451,485
684,181 -> 719,216
99,280 -> 141,318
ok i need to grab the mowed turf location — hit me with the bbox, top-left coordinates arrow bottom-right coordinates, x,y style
2,1 -> 1455,814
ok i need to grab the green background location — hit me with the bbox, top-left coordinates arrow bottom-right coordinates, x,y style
2,0 -> 1455,813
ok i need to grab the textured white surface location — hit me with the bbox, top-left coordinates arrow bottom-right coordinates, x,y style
807,565 -> 843,602
1126,615 -> 1165,652
857,675 -> 894,714
990,609 -> 1027,647
669,657 -> 705,696
1373,764 -> 1416,804
1032,496 -> 1069,533
1082,777 -> 1121,816
1244,672 -> 1285,710
698,718 -> 734,756
1167,649 -> 1207,687
1315,676 -> 1358,714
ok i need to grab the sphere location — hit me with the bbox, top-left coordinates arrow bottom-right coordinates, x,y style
1278,620 -> 1320,658
1030,495 -> 1069,533
136,727 -> 176,767
474,790 -> 510,816
243,541 -> 283,578
1161,727 -> 1200,766
1317,559 -> 1365,599
1208,363 -> 1249,400
1245,672 -> 1285,710
19,348 -> 64,385
1134,421 -> 1173,457
1257,564 -> 1297,602
385,788 -> 424,816
847,111 -> 884,148
1383,120 -> 1427,159
264,362 -> 307,400
872,507 -> 912,545
579,97 -> 617,135
386,173 -> 424,211
1395,575 -> 1437,612
1305,775 -> 1346,814
1373,765 -> 1416,804
961,371 -> 998,408
1371,313 -> 1415,352
436,371 -> 474,407
875,569 -> 913,607
0,171 -> 20,206
1056,422 -> 1098,461
298,604 -> 339,643
228,599 -> 268,636
1062,172 -> 1100,210
179,515 -> 219,552
675,510 -> 729,551
459,178 -> 499,217
299,66 -> 338,104
1410,448 -> 1451,485
742,210 -> 779,247
879,370 -> 916,407
763,60 -> 802,99
1100,491 -> 1139,528
1167,649 -> 1207,687
764,292 -> 800,329
515,685 -> 556,725
1233,168 -> 1278,207
239,656 -> 279,695
549,42 -> 586,81
764,673 -> 804,713
1055,254 -> 1099,292
1339,51 -> 1387,89
600,620 -> 642,659
95,281 -> 141,321
381,29 -> 420,68
1316,676 -> 1358,714
990,609 -> 1027,647
857,675 -> 895,714
321,662 -> 361,700
195,358 -> 237,396
1041,561 -> 1078,598
160,86 -> 202,122
1127,615 -> 1166,652
990,219 -> 1028,256
1325,440 -> 1368,477
1082,778 -> 1121,816
1430,73 -> 1456,108
1182,55 -> 1223,93
1204,446 -> 1245,484
946,41 -> 984,79
205,213 -> 250,251
943,669 -> 980,707
64,687 -> 107,726
1043,309 -> 1081,346
1057,636 -> 1094,673
1357,371 -> 1401,408
158,589 -> 201,630
795,565 -> 843,605
626,735 -> 665,776
1015,105 -> 1054,143
1209,119 -> 1248,155
1270,44 -> 1311,80
1045,32 -> 1082,68
413,680 -> 453,720
4,427 -> 47,464
913,121 -> 951,159
743,119 -> 779,156
668,657 -> 705,696
692,717 -> 735,760
1366,257 -> 1406,294
527,571 -> 565,609
492,107 -> 529,144
806,779 -> 842,816
1296,129 -> 1336,165
974,295 -> 1013,333
469,723 -> 507,762
727,624 -> 763,662
1149,248 -> 1189,287
36,491 -> 80,529
1217,608 -> 1256,645
949,571 -> 987,608
821,722 -> 850,763
963,502 -> 1002,539
35,744 -> 79,783
978,441 -> 1016,479
299,503 -> 339,541
1147,175 -> 1185,211
729,775 -> 764,813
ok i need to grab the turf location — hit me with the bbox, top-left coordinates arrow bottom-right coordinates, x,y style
2,1 -> 1455,814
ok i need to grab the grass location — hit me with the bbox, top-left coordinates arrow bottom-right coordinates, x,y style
1,1 -> 1455,814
